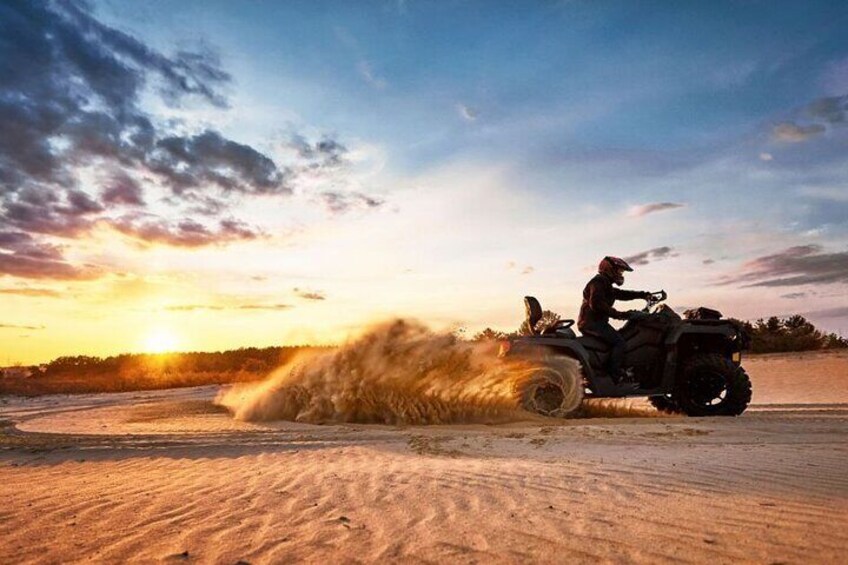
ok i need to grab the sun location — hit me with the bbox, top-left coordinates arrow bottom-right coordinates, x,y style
142,329 -> 182,354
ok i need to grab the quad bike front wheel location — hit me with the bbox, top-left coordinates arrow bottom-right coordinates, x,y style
674,353 -> 752,416
515,356 -> 584,418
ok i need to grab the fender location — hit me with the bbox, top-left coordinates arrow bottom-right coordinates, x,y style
509,336 -> 595,376
665,321 -> 737,346
660,322 -> 739,391
504,336 -> 632,395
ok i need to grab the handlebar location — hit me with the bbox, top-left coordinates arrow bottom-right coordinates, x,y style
641,290 -> 667,313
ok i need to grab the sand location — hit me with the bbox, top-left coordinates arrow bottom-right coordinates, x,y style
1,351 -> 847,563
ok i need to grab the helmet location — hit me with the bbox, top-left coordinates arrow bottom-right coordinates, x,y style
599,256 -> 633,286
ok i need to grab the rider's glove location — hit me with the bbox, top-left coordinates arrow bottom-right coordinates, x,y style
640,291 -> 653,299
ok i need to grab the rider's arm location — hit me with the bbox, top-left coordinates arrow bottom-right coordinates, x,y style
588,280 -> 629,320
609,308 -> 631,320
613,288 -> 650,301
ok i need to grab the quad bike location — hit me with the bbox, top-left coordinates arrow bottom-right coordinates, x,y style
500,292 -> 752,417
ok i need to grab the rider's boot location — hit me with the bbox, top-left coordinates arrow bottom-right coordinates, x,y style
613,369 -> 639,392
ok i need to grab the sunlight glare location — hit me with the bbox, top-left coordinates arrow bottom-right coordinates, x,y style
142,329 -> 181,354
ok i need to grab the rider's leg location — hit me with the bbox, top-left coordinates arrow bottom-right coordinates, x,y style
607,329 -> 627,380
583,322 -> 627,382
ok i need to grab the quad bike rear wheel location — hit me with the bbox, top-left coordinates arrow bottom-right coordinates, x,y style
516,356 -> 584,418
674,353 -> 751,416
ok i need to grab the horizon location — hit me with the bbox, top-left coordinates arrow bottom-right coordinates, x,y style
3,308 -> 844,368
2,1 -> 848,365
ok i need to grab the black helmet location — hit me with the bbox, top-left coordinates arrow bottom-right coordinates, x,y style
599,256 -> 633,286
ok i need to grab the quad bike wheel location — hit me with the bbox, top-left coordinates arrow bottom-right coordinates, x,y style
516,356 -> 584,418
674,353 -> 752,416
648,395 -> 682,414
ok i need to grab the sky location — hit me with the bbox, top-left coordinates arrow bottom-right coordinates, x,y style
1,0 -> 847,364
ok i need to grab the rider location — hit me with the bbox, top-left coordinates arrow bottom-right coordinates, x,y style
578,256 -> 651,384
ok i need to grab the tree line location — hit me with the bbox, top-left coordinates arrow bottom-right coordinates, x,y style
726,315 -> 847,354
29,346 -> 329,378
1,345 -> 339,395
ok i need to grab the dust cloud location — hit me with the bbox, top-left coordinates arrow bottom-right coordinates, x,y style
217,319 -> 583,425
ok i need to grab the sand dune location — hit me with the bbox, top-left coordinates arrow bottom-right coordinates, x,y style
746,349 -> 848,405
1,351 -> 846,563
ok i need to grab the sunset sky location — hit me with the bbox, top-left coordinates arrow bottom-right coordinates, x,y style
2,1 -> 847,364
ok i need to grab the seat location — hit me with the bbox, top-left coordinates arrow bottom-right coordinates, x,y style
524,296 -> 575,337
576,333 -> 611,352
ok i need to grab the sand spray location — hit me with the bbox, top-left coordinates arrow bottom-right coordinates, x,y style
217,319 -> 585,424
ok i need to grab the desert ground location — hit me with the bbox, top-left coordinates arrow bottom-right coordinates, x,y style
1,350 -> 847,564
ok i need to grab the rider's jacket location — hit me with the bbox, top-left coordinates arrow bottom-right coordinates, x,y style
578,273 -> 646,329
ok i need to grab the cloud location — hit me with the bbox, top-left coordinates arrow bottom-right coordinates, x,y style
720,245 -> 848,287
627,202 -> 685,217
3,186 -> 97,238
772,122 -> 825,143
702,258 -> 715,265
101,172 -> 145,206
822,54 -> 848,92
280,134 -> 381,209
333,26 -> 386,90
806,95 -> 847,124
0,1 -> 299,279
780,292 -> 807,299
0,323 -> 45,330
149,130 -> 289,196
294,287 -> 326,301
319,191 -> 384,214
357,60 -> 387,89
165,304 -> 225,312
166,303 -> 292,312
111,216 -> 262,247
0,2 -> 239,191
236,303 -> 292,310
457,104 -> 478,122
0,287 -> 61,297
506,262 -> 534,274
761,93 -> 845,152
0,252 -> 99,280
798,186 -> 848,203
804,306 -> 848,319
0,231 -> 100,280
624,246 -> 676,266
285,134 -> 349,171
288,135 -> 345,160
